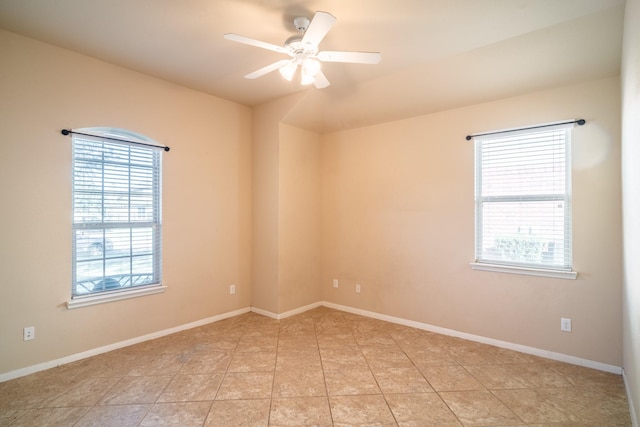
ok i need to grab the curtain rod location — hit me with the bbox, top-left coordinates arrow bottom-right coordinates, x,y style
465,119 -> 585,141
61,129 -> 170,152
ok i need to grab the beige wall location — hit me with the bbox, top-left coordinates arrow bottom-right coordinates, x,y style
621,0 -> 640,422
251,94 -> 306,314
320,77 -> 623,366
250,100 -> 282,314
251,97 -> 321,315
0,29 -> 252,374
278,124 -> 321,312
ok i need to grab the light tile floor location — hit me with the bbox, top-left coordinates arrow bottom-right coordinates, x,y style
0,307 -> 632,426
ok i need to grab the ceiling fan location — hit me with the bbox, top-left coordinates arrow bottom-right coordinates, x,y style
224,11 -> 381,89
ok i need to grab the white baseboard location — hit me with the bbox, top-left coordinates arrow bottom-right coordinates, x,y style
249,306 -> 279,319
251,301 -> 322,320
0,306 -> 251,383
1,300 -> 625,384
623,368 -> 639,427
322,301 -> 623,375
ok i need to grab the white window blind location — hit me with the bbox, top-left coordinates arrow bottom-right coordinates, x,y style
71,130 -> 162,298
474,123 -> 573,271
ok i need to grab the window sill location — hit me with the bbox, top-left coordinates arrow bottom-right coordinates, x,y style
470,263 -> 577,280
66,285 -> 167,309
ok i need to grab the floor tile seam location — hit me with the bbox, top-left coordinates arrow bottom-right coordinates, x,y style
28,399 -> 124,410
485,387 -> 538,425
436,388 -> 525,427
274,365 -> 323,373
124,370 -> 184,377
226,368 -> 277,375
45,406 -> 92,426
460,363 -> 589,390
133,399 -> 164,427
436,391 -> 476,426
274,365 -> 324,374
4,406 -> 91,427
234,347 -> 278,353
67,406 -> 98,427
327,392 -> 386,399
489,384 -> 593,392
66,363 -> 93,383
272,391 -> 328,399
405,351 -> 465,369
351,352 -> 386,397
178,368 -> 231,376
460,363 -> 509,391
391,344 -> 439,393
316,334 -> 338,427
0,407 -> 26,424
68,403 -> 154,427
429,385 -> 489,393
380,391 -> 439,398
461,361 -> 545,368
139,400 -> 214,426
378,389 -> 401,426
275,344 -> 322,353
386,389 -> 463,426
268,395 -> 333,427
209,361 -> 238,404
71,369 -> 128,383
266,325 -> 282,427
159,372 -> 225,404
419,362 -> 487,392
9,400 -> 53,411
486,385 -> 609,399
201,399 -> 223,427
63,373 -> 126,410
212,397 -> 273,402
155,396 -> 219,404
69,402 -> 153,408
4,382 -> 84,408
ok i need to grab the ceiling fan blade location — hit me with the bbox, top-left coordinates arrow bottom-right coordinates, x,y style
245,59 -> 291,79
301,11 -> 336,47
317,51 -> 381,64
313,70 -> 331,89
224,33 -> 289,54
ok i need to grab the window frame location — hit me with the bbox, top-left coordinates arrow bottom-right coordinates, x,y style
67,128 -> 166,309
470,122 -> 577,280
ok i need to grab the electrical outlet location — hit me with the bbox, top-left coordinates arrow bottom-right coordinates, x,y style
23,326 -> 35,341
333,279 -> 339,288
230,284 -> 236,295
560,318 -> 572,332
355,283 -> 361,293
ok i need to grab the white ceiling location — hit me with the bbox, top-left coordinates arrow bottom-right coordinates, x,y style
0,0 -> 625,133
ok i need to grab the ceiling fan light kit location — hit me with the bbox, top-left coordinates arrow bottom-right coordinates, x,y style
224,11 -> 381,89
279,61 -> 298,81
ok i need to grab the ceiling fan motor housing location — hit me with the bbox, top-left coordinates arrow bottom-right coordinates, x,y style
284,36 -> 318,59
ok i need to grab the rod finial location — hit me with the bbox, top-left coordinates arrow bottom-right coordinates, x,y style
465,135 -> 472,141
61,129 -> 71,136
577,119 -> 586,126
164,146 -> 170,152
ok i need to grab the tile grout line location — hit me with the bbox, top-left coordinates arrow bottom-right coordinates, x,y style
266,319 -> 280,426
313,318 -> 336,427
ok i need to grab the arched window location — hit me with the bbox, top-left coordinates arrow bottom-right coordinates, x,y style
69,127 -> 165,307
